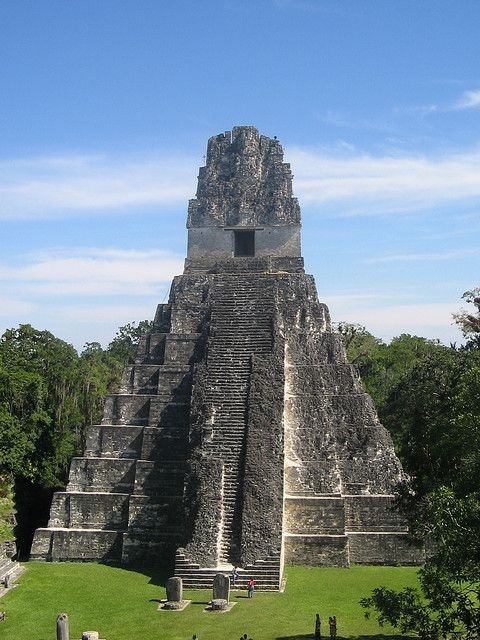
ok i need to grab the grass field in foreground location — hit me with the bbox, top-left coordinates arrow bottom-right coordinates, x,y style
0,563 -> 419,640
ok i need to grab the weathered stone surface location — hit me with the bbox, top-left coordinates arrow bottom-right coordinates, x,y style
348,532 -> 424,565
32,529 -> 123,562
56,613 -> 69,640
32,126 -> 423,582
187,127 -> 300,228
284,534 -> 349,567
183,457 -> 223,567
211,598 -> 228,611
166,576 -> 183,602
47,492 -> 129,529
212,573 -> 230,601
241,351 -> 285,565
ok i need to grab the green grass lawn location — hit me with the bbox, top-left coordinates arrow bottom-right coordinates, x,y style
0,563 -> 419,640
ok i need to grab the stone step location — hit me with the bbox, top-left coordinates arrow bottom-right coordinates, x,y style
212,335 -> 270,340
177,576 -> 281,589
0,558 -> 15,577
0,559 -> 25,592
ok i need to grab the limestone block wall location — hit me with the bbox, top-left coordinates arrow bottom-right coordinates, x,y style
284,534 -> 349,567
273,271 -> 418,566
136,332 -> 166,363
183,457 -> 224,567
141,425 -> 189,461
284,497 -> 346,535
102,395 -> 151,426
47,492 -> 129,530
348,533 -> 424,565
132,461 -> 185,496
279,276 -> 404,497
164,334 -> 200,362
185,256 -> 305,274
31,529 -> 123,562
241,350 -> 285,565
66,458 -> 135,493
187,226 -> 301,263
344,495 -> 407,532
85,425 -> 143,459
127,495 -> 183,535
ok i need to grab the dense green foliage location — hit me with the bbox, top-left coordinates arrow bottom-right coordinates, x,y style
340,290 -> 480,639
453,288 -> 480,349
0,321 -> 151,551
0,478 -> 15,541
0,563 -> 419,640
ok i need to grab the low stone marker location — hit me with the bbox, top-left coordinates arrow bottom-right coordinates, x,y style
208,573 -> 235,611
213,573 -> 230,602
57,613 -> 69,640
160,576 -> 190,611
166,576 -> 183,603
211,598 -> 228,611
82,633 -> 99,640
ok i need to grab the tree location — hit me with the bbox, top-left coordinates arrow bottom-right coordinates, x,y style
0,325 -> 82,488
362,487 -> 480,640
360,296 -> 480,639
0,320 -> 155,552
78,343 -> 124,433
453,287 -> 480,349
107,320 -> 153,362
338,322 -> 442,416
0,476 -> 15,543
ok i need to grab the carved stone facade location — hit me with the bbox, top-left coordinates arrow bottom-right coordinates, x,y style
31,127 -> 423,588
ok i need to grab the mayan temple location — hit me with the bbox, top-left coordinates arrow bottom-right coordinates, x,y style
32,126 -> 423,588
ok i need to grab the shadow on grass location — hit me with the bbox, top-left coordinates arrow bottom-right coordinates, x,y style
99,561 -> 171,588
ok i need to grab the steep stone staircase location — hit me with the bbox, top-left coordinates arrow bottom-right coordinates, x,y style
202,274 -> 275,566
174,549 -> 283,591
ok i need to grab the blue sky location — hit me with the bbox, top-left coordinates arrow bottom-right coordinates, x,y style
1,0 -> 479,351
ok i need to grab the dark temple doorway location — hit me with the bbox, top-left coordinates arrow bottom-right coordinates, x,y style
234,230 -> 255,256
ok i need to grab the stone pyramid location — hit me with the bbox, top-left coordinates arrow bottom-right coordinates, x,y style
32,126 -> 423,589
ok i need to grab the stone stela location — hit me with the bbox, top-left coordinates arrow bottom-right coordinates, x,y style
56,614 -> 103,640
160,576 -> 191,611
32,126 -> 424,590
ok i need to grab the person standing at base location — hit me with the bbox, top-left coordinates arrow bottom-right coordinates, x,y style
315,613 -> 321,640
247,577 -> 255,598
329,617 -> 337,639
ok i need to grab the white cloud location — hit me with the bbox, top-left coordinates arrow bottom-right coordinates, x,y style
287,146 -> 480,215
60,303 -> 159,324
26,303 -> 163,351
397,89 -> 480,115
0,248 -> 184,296
453,89 -> 480,110
365,248 -> 479,263
4,141 -> 480,222
0,296 -> 35,316
0,153 -> 198,219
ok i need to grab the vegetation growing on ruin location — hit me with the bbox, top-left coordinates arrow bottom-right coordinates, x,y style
0,478 -> 14,541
